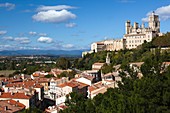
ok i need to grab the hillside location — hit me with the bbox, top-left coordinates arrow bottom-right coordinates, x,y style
61,33 -> 170,113
152,32 -> 170,47
73,33 -> 170,70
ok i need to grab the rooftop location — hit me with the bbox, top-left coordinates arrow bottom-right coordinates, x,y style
0,100 -> 25,113
0,92 -> 31,99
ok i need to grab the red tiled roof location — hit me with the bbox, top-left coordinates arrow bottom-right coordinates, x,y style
0,92 -> 31,99
0,99 -> 25,113
81,74 -> 94,81
33,73 -> 40,77
4,100 -> 25,108
71,80 -> 89,89
88,82 -> 103,92
58,82 -> 78,88
5,80 -> 43,89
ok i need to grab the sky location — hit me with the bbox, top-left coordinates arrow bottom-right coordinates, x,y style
0,0 -> 170,51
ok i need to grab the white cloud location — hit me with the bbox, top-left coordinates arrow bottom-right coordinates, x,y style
62,44 -> 74,49
3,36 -> 13,41
38,33 -> 47,36
37,37 -> 53,43
36,5 -> 76,12
142,5 -> 170,22
155,5 -> 170,20
66,23 -> 76,28
32,9 -> 76,23
0,3 -> 15,10
0,44 -> 13,50
29,31 -> 47,36
14,37 -> 31,44
119,0 -> 135,3
141,17 -> 149,22
0,30 -> 7,35
29,31 -> 37,35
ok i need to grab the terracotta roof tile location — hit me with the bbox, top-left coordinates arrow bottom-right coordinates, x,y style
0,99 -> 25,113
0,92 -> 31,99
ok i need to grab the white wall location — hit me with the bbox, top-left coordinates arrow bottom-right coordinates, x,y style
76,78 -> 92,86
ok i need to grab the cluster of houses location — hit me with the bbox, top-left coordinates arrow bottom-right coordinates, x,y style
0,54 -> 169,113
0,54 -> 122,113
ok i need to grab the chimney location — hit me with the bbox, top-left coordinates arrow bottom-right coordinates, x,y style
4,106 -> 8,111
11,92 -> 14,95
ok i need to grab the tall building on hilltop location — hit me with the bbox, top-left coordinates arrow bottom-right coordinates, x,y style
82,12 -> 163,57
124,11 -> 161,49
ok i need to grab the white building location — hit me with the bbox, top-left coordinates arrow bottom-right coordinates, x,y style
49,77 -> 69,100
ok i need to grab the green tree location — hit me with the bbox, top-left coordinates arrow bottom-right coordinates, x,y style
56,57 -> 71,69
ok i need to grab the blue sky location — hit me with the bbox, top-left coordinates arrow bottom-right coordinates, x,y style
0,0 -> 170,50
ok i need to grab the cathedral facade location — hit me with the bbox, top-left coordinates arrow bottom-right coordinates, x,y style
124,12 -> 161,49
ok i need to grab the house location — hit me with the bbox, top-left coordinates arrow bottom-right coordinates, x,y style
31,71 -> 48,79
75,74 -> 95,86
49,77 -> 69,100
92,63 -> 105,70
129,62 -> 144,78
82,70 -> 100,82
45,104 -> 67,113
3,80 -> 45,109
55,81 -> 88,105
37,78 -> 50,95
0,92 -> 35,109
4,80 -> 44,101
0,99 -> 25,113
102,72 -> 122,87
88,82 -> 107,99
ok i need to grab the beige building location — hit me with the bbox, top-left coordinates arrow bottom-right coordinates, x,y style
124,12 -> 161,49
90,39 -> 125,53
82,39 -> 125,57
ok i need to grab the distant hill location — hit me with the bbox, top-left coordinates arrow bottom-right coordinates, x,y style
0,50 -> 86,57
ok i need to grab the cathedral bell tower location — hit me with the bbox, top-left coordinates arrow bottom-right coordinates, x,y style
148,11 -> 160,33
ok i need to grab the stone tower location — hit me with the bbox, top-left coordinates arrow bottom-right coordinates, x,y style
106,53 -> 110,65
148,11 -> 160,33
125,20 -> 131,34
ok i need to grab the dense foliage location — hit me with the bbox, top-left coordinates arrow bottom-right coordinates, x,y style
60,53 -> 170,113
152,32 -> 170,47
19,107 -> 42,113
58,70 -> 77,80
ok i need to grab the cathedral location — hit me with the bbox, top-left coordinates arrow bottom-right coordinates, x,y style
124,11 -> 161,49
82,12 -> 163,57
